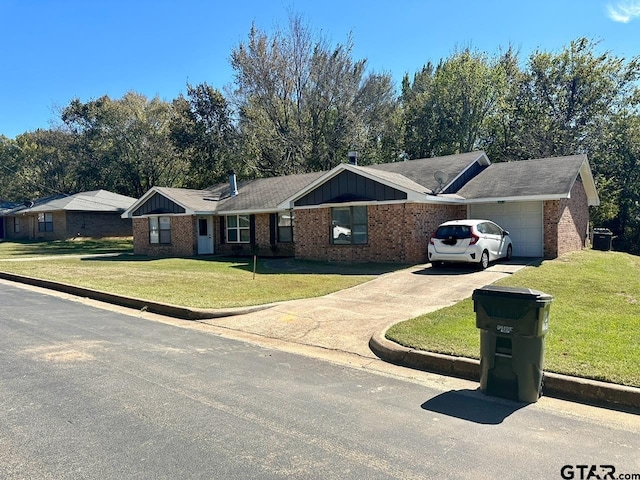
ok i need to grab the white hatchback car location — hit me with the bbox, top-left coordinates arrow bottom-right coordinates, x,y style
428,219 -> 513,270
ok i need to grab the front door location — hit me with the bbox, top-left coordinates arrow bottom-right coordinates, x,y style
197,216 -> 214,255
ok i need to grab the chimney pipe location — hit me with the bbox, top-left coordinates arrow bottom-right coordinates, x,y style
348,151 -> 358,165
228,170 -> 238,197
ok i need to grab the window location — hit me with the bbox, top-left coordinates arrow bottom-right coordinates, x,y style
38,213 -> 53,232
149,216 -> 171,244
226,214 -> 250,243
277,212 -> 293,243
13,217 -> 19,233
331,206 -> 367,245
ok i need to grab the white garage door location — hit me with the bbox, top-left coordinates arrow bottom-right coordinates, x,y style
469,202 -> 543,257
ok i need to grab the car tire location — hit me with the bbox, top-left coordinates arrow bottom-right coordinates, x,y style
479,250 -> 489,270
505,244 -> 513,261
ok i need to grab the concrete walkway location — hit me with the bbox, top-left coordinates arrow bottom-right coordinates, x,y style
200,261 -> 529,358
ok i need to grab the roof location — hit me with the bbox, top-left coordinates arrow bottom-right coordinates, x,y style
123,151 -> 599,217
123,171 -> 326,217
456,154 -> 599,205
4,190 -> 137,215
364,151 -> 489,193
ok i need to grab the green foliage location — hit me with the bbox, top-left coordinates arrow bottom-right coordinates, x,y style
170,83 -> 240,187
230,14 -> 398,176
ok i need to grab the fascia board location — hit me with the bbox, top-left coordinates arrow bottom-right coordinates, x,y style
579,158 -> 600,206
462,194 -> 569,204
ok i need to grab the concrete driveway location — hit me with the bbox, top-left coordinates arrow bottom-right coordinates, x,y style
201,260 -> 530,358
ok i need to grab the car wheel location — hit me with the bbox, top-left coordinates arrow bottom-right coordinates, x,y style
479,250 -> 489,270
505,244 -> 513,261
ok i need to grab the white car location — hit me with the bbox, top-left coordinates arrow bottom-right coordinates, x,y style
428,219 -> 513,270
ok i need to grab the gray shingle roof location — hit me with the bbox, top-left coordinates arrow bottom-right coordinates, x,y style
212,171 -> 325,212
153,187 -> 222,212
457,155 -> 587,199
5,190 -> 136,215
365,151 -> 487,192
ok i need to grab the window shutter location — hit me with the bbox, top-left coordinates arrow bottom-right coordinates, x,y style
269,214 -> 276,246
219,216 -> 225,244
250,214 -> 256,245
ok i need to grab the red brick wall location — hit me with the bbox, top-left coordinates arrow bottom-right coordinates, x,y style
294,203 -> 466,263
65,212 -> 132,238
133,216 -> 196,256
543,179 -> 590,258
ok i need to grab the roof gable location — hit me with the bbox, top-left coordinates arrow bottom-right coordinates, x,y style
280,151 -> 488,208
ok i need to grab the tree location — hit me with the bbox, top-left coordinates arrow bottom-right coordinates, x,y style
170,83 -> 239,188
62,92 -> 188,197
230,14 -> 398,175
512,38 -> 640,158
401,48 -> 512,159
592,111 -> 640,252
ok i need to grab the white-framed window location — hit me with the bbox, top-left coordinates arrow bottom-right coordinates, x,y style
149,216 -> 171,244
226,214 -> 250,243
37,212 -> 53,232
331,206 -> 368,245
13,217 -> 19,233
278,212 -> 293,243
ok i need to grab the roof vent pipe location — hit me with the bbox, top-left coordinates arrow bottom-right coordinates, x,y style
228,170 -> 238,197
348,151 -> 358,165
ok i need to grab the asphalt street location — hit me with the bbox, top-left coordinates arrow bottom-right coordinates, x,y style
1,283 -> 639,479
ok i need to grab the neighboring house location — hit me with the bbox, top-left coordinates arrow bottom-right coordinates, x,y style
2,190 -> 136,241
122,151 -> 599,263
0,200 -> 19,239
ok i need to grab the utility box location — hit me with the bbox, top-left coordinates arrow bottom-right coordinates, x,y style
473,286 -> 553,403
592,228 -> 613,251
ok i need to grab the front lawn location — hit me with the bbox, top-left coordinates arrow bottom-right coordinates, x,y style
0,238 -> 133,258
386,250 -> 640,388
0,240 -> 401,308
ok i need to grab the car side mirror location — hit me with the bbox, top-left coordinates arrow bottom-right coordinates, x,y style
503,230 -> 509,236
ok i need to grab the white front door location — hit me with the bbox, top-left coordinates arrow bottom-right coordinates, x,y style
197,216 -> 214,255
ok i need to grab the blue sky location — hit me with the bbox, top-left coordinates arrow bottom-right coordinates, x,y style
2,0 -> 639,139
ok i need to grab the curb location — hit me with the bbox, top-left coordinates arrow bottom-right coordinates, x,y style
369,328 -> 640,413
0,271 -> 274,320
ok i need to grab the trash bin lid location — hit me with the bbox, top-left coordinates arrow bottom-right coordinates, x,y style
472,285 -> 553,302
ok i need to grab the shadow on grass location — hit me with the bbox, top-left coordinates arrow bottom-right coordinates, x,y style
421,389 -> 528,424
81,254 -> 411,276
0,239 -> 133,257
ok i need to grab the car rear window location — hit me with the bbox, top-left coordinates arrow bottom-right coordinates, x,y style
434,225 -> 472,239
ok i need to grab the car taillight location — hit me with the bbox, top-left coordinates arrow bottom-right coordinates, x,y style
469,233 -> 480,245
429,233 -> 436,245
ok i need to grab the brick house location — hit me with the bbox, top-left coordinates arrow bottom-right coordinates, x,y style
122,151 -> 599,263
2,190 -> 136,241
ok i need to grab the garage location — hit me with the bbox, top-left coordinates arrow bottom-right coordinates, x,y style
469,201 -> 543,257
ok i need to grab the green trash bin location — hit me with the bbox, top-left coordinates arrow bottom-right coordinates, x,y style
473,286 -> 553,403
592,228 -> 613,251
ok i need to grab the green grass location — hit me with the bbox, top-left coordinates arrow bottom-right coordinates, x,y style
0,240 -> 402,308
0,238 -> 133,258
386,250 -> 640,388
